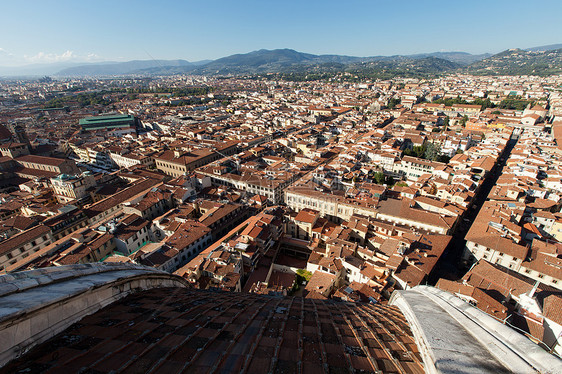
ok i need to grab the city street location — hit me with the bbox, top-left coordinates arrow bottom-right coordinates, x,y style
431,133 -> 519,282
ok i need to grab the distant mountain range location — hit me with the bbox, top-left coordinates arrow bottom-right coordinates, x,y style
0,59 -> 209,77
465,48 -> 562,76
405,52 -> 491,65
525,43 -> 562,52
0,62 -> 94,77
56,60 -> 193,76
0,43 -> 560,78
181,50 -> 481,77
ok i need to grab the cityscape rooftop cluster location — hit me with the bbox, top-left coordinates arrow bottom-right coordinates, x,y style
0,70 -> 562,371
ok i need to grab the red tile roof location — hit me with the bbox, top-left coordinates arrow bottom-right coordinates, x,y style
0,288 -> 424,374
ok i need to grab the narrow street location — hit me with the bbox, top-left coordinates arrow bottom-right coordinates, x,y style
431,132 -> 520,282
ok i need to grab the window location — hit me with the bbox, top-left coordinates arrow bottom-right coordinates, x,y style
538,274 -> 544,279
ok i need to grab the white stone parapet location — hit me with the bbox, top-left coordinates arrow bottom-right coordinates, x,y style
390,285 -> 562,374
0,263 -> 189,368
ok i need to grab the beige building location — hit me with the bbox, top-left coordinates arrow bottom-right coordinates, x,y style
0,224 -> 53,271
50,172 -> 97,203
394,156 -> 445,180
550,218 -> 562,242
286,208 -> 320,240
0,143 -> 29,158
285,186 -> 379,222
109,151 -> 154,170
15,155 -> 79,176
285,187 -> 455,234
5,228 -> 115,272
155,149 -> 218,178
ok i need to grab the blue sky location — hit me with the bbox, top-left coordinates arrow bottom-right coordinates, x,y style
1,0 -> 561,65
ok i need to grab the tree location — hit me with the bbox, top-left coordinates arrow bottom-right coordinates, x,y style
424,142 -> 440,161
433,96 -> 467,106
437,155 -> 451,163
387,97 -> 401,109
473,98 -> 496,109
413,145 -> 426,158
373,172 -> 385,185
403,145 -> 427,159
498,98 -> 532,111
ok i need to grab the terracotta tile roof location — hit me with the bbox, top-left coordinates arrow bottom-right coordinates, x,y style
471,288 -> 508,320
377,198 -> 456,230
198,203 -> 242,227
15,154 -> 68,166
393,264 -> 426,288
294,208 -> 319,224
521,250 -> 562,282
436,278 -> 475,296
165,220 -> 211,251
84,179 -> 160,218
1,288 -> 423,373
463,260 -> 536,297
511,313 -> 546,342
536,292 -> 562,326
0,224 -> 51,255
465,220 -> 529,260
114,214 -> 149,240
0,215 -> 37,231
305,270 -> 337,295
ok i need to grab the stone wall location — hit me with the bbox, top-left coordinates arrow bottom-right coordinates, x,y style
0,263 -> 189,367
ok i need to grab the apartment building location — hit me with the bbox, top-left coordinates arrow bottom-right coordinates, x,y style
50,172 -> 96,204
0,224 -> 53,270
15,155 -> 80,176
394,156 -> 445,180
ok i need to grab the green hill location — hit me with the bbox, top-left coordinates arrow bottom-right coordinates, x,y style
465,48 -> 562,76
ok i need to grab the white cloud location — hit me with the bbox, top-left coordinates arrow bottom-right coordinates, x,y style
0,48 -> 14,56
24,50 -> 102,63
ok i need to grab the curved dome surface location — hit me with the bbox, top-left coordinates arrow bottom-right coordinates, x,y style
0,264 -> 560,373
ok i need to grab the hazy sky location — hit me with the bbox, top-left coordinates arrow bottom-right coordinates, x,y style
1,0 -> 561,66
